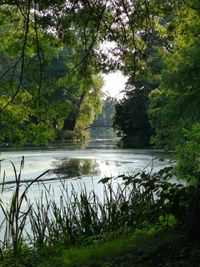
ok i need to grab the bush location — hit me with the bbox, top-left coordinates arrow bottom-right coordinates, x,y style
175,123 -> 200,184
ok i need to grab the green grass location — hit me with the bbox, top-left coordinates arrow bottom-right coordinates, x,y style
35,229 -> 200,267
35,228 -> 179,267
1,226 -> 200,267
63,237 -> 131,266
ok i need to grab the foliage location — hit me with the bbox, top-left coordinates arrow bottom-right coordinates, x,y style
148,3 -> 200,149
100,166 -> 194,223
73,75 -> 104,139
114,86 -> 154,148
0,3 -> 104,146
1,0 -> 199,149
113,14 -> 167,148
0,0 -> 199,148
175,123 -> 200,184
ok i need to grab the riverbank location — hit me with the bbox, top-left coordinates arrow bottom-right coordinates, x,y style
30,231 -> 200,267
1,227 -> 200,267
0,163 -> 195,266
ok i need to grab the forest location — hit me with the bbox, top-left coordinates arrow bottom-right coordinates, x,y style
0,0 -> 200,266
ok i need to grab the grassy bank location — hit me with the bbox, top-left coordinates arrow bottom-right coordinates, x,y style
38,231 -> 200,267
2,228 -> 200,267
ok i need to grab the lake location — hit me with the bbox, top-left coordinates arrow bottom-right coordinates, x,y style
0,139 -> 171,202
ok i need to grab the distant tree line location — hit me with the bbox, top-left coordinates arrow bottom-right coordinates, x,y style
90,96 -> 117,139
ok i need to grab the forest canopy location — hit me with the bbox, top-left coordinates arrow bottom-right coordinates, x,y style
0,0 -> 199,150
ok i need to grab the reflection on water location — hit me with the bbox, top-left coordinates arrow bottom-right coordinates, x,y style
0,139 -> 173,221
0,138 -> 171,191
51,158 -> 99,179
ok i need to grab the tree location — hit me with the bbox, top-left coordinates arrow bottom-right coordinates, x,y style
0,3 -> 104,145
148,2 -> 200,149
1,1 -> 198,148
113,26 -> 167,148
147,1 -> 200,238
114,87 -> 153,148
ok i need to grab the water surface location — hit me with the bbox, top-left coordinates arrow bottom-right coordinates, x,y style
0,139 -> 171,201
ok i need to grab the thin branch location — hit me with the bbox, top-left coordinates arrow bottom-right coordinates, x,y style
68,2 -> 106,74
34,0 -> 44,115
0,0 -> 31,112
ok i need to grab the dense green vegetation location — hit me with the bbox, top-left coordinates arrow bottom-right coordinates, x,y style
0,2 -> 104,146
0,162 -> 195,266
0,0 -> 200,266
114,1 -> 200,151
1,1 -> 199,148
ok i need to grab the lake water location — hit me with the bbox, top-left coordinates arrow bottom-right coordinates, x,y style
0,139 -> 171,202
0,139 -> 172,243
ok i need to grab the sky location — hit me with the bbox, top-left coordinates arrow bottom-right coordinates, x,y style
102,71 -> 127,100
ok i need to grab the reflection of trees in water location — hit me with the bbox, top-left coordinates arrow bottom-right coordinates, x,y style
52,158 -> 99,178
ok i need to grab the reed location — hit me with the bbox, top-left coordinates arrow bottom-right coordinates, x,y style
0,158 -> 191,264
0,157 -> 50,257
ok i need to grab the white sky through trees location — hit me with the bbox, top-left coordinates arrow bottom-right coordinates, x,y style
102,71 -> 127,99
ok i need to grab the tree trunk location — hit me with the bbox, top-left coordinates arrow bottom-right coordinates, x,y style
63,91 -> 86,131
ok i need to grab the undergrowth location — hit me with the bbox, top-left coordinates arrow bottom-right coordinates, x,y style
0,158 -> 196,266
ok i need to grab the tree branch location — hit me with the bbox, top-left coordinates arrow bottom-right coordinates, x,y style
0,0 -> 31,112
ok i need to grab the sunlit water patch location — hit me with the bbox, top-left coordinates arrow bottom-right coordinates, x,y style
0,141 -> 171,200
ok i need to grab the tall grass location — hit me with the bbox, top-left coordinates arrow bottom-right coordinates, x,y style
0,157 -> 193,263
0,157 -> 50,257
